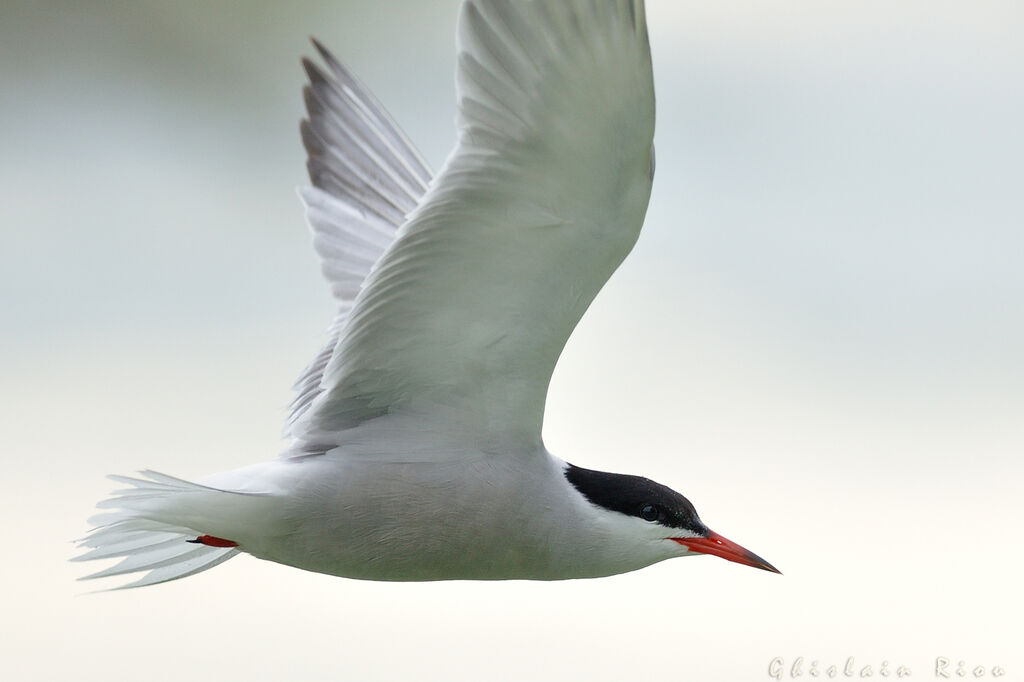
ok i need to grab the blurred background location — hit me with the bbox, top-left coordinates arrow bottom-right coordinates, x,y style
1,1 -> 1021,680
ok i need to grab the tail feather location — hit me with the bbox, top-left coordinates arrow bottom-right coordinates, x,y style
76,470 -> 262,589
72,533 -> 182,562
79,544 -> 219,581
111,547 -> 240,590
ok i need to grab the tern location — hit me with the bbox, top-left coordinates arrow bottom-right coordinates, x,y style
77,0 -> 780,588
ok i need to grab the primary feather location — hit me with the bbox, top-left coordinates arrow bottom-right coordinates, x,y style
289,40 -> 434,436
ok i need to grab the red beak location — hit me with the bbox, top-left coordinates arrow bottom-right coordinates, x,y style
671,531 -> 781,574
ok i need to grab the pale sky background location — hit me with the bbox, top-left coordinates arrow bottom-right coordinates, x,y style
2,1 -> 1022,680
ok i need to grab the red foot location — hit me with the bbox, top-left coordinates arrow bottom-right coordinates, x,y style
191,534 -> 239,548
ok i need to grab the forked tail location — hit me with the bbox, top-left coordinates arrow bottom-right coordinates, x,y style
74,471 -> 265,589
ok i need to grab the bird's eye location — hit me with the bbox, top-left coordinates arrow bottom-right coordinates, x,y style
640,504 -> 659,522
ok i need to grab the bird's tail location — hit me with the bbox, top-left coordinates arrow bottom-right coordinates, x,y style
74,470 -> 267,589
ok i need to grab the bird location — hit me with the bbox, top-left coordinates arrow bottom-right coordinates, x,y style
75,0 -> 780,589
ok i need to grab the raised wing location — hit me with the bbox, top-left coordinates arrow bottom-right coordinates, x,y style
287,40 -> 433,434
292,0 -> 655,454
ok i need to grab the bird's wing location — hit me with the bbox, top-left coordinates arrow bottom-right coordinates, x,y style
291,0 -> 655,455
286,40 -> 434,435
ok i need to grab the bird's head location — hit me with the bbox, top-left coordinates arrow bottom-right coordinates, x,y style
564,463 -> 780,574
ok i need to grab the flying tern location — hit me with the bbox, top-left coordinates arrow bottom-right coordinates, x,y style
77,0 -> 780,588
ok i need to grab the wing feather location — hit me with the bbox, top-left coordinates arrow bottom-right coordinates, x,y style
293,0 -> 655,453
286,41 -> 434,433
